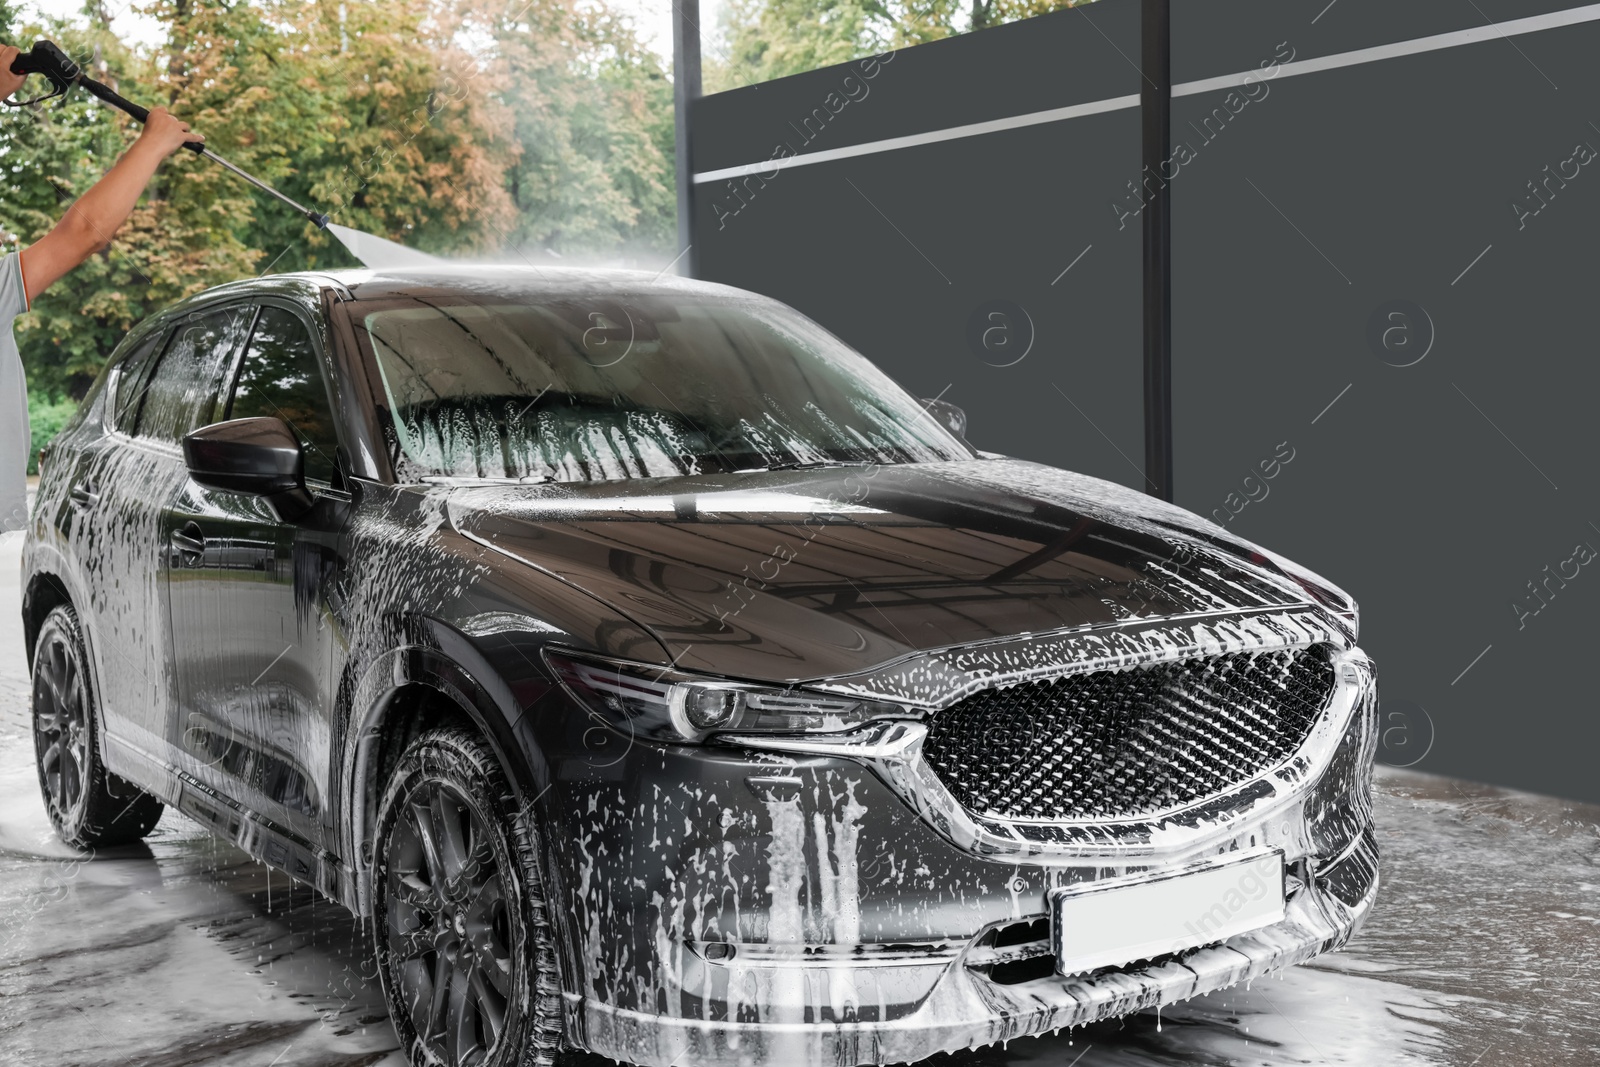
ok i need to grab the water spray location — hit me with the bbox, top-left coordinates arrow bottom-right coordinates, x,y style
8,41 -> 331,230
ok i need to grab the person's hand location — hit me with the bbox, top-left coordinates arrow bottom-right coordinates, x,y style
135,107 -> 204,158
1,45 -> 27,102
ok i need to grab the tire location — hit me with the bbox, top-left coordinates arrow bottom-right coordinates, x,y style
372,727 -> 564,1067
31,604 -> 165,848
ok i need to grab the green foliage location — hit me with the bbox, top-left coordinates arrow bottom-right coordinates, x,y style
488,0 -> 674,256
0,0 -> 675,398
711,0 -> 950,90
27,391 -> 77,474
989,0 -> 1097,24
709,0 -> 1094,91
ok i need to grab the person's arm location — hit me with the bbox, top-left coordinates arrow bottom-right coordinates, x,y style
17,105 -> 203,305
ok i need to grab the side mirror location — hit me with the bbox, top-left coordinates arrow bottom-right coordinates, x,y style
183,417 -> 312,519
921,398 -> 968,442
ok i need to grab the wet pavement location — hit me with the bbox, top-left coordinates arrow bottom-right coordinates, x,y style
1,533 -> 1596,1067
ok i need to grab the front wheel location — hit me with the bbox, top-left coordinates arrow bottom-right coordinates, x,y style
372,727 -> 564,1067
31,604 -> 164,848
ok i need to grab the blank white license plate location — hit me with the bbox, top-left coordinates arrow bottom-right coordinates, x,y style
1051,850 -> 1286,976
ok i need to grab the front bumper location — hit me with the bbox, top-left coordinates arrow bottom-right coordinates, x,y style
537,620 -> 1380,1067
574,827 -> 1377,1066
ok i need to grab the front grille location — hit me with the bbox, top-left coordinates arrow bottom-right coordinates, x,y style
921,645 -> 1337,822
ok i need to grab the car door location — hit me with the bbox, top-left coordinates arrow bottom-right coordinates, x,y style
162,301 -> 351,849
49,323 -> 168,785
73,305 -> 253,777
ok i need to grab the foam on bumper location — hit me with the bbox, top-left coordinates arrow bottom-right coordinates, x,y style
571,829 -> 1379,1067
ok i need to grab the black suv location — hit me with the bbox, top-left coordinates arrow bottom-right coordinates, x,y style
23,266 -> 1378,1067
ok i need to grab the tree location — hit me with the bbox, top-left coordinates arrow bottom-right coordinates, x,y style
0,10 -> 257,399
991,0 -> 1095,23
482,0 -> 674,257
1,0 -> 678,398
711,0 -> 958,90
144,0 -> 521,268
708,0 -> 1094,91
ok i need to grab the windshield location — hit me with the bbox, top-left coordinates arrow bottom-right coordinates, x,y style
355,289 -> 971,483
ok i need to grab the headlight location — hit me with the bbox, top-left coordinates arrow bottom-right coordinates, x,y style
544,650 -> 919,742
1249,549 -> 1359,643
1288,574 -> 1358,640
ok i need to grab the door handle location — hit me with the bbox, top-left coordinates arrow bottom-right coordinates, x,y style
69,484 -> 100,511
170,522 -> 206,568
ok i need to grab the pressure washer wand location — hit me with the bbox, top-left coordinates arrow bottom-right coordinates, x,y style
8,41 -> 331,229
78,78 -> 332,229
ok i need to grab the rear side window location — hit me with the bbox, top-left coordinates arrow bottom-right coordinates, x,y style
227,306 -> 340,484
110,329 -> 167,432
133,306 -> 255,441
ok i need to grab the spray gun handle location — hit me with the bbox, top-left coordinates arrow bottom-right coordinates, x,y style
10,40 -> 78,82
9,41 -> 201,153
8,40 -> 79,105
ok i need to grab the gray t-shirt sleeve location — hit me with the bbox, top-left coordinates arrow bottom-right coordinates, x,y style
0,251 -> 25,319
1,251 -> 32,533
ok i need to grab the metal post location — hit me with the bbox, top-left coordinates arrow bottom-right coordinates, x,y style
1141,0 -> 1174,502
672,0 -> 703,278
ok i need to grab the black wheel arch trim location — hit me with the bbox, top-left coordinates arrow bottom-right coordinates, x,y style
340,614 -> 557,917
340,616 -> 587,1019
21,554 -> 82,667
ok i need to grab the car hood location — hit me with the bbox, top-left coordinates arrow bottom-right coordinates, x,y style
444,458 -> 1349,683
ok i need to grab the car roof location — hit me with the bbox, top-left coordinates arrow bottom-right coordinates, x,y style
328,264 -> 754,303
167,263 -> 761,314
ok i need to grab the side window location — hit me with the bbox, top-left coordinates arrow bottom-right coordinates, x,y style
109,328 -> 166,433
133,306 -> 255,441
227,306 -> 340,485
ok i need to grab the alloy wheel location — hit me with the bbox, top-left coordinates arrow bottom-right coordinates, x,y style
33,626 -> 90,824
386,781 -> 515,1066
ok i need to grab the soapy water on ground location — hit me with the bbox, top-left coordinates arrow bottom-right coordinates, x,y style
0,531 -> 1596,1066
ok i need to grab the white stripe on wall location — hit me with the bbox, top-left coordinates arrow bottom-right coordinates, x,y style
694,93 -> 1140,184
693,3 -> 1600,184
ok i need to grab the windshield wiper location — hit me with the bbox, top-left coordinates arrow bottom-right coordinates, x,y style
738,459 -> 872,473
421,473 -> 555,486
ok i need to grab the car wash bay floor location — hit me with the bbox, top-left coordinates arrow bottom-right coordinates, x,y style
1,536 -> 1596,1067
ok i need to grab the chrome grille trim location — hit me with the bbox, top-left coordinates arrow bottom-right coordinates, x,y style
920,645 -> 1337,823
730,610 -> 1373,860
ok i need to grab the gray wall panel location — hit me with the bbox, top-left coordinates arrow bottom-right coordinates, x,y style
1173,18 -> 1600,802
